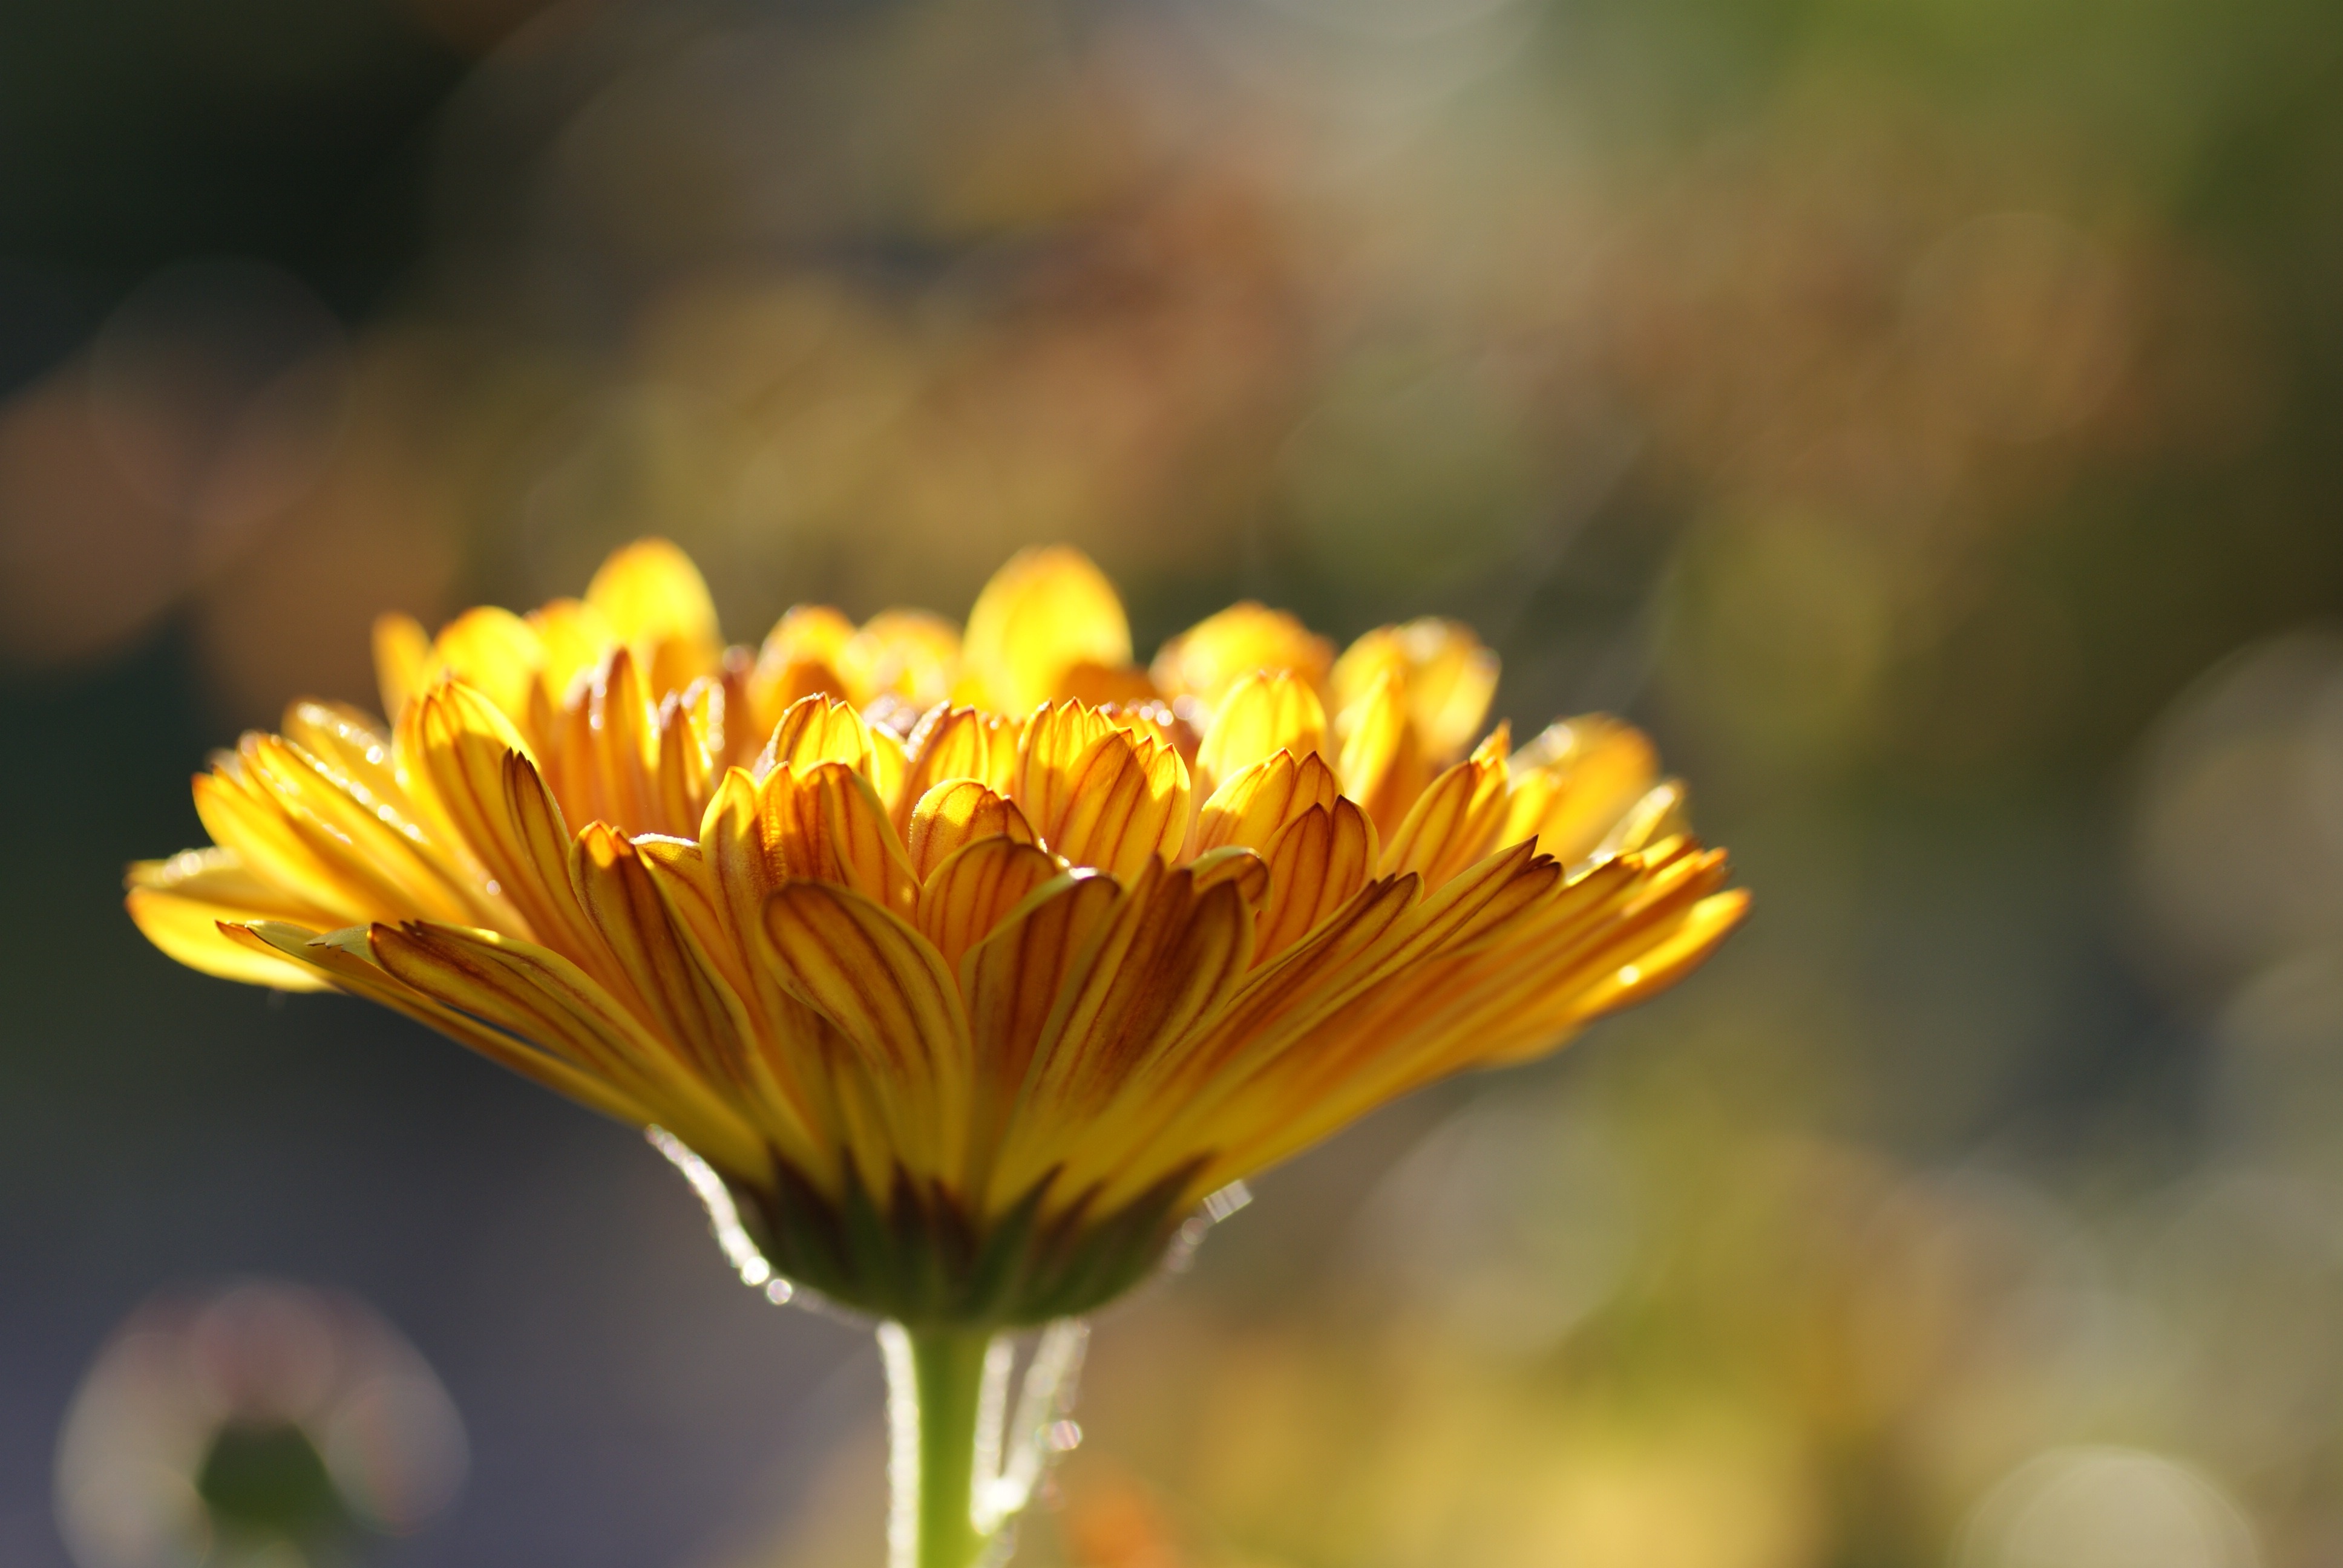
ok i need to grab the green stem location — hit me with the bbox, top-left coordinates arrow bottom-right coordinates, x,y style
882,1323 -> 998,1568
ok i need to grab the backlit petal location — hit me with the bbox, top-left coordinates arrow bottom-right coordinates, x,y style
1499,716 -> 1660,864
585,538 -> 722,665
917,835 -> 1063,972
1152,603 -> 1333,705
963,546 -> 1132,713
1378,724 -> 1513,889
906,779 -> 1040,881
373,613 -> 430,724
1194,671 -> 1328,799
1332,619 -> 1499,762
1194,750 -> 1342,856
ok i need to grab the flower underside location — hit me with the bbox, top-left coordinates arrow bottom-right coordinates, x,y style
130,541 -> 1746,1325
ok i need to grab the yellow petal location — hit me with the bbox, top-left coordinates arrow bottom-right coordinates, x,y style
585,538 -> 721,662
759,693 -> 874,778
230,921 -> 662,1127
841,610 -> 962,710
428,606 -> 543,726
548,647 -> 662,837
1194,750 -> 1342,856
373,918 -> 768,1178
1151,602 -> 1334,705
761,880 -> 971,1178
865,725 -> 908,817
1255,798 -> 1377,961
916,835 -> 1062,972
125,847 -> 335,990
1056,662 -> 1161,708
571,822 -> 745,1083
279,702 -> 401,806
1194,671 -> 1328,800
1499,716 -> 1660,864
373,613 -> 431,725
404,681 -> 594,956
1333,619 -> 1499,760
752,761 -> 919,915
1012,701 -> 1121,841
748,606 -> 856,736
1378,724 -> 1513,889
906,779 -> 1040,881
962,546 -> 1132,713
994,860 -> 1259,1195
526,598 -> 620,708
1334,668 -> 1427,839
652,679 -> 725,841
961,869 -> 1126,1160
1037,731 -> 1191,879
238,733 -> 487,925
1565,888 -> 1749,1024
900,706 -> 1022,828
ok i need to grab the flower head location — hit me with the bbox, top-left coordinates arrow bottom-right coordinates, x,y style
131,541 -> 1745,1327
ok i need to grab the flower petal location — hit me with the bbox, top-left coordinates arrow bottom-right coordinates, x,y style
759,693 -> 874,778
906,779 -> 1040,881
373,613 -> 431,724
1194,671 -> 1328,799
124,847 -> 336,990
1334,668 -> 1427,839
232,920 -> 658,1125
1378,724 -> 1513,889
916,835 -> 1063,972
1254,798 -> 1377,960
760,880 -> 972,1179
427,606 -> 543,725
403,681 -> 594,955
1499,716 -> 1660,864
963,546 -> 1132,713
585,538 -> 721,667
1333,619 -> 1499,761
1040,731 -> 1190,879
900,705 -> 1023,828
1151,602 -> 1333,705
1194,750 -> 1342,855
841,610 -> 962,710
373,918 -> 770,1178
749,606 -> 856,735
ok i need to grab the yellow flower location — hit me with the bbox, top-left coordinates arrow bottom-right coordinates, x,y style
128,541 -> 1746,1327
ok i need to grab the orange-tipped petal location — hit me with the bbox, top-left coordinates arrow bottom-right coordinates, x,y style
963,546 -> 1132,713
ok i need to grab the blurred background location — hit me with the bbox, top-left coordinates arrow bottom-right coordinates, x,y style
4,0 -> 2343,1562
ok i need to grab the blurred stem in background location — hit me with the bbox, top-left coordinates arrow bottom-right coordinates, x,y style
882,1319 -> 1088,1568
